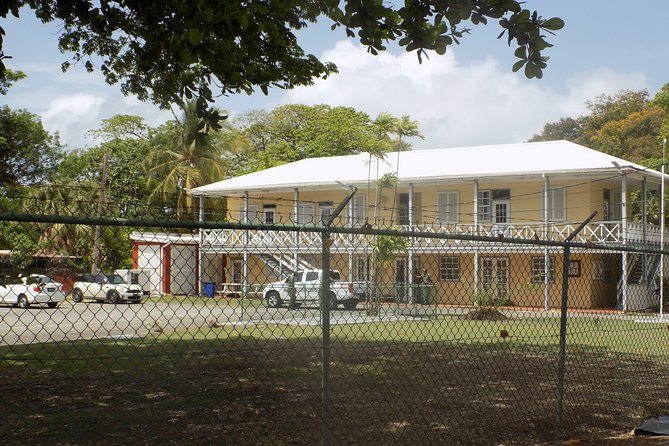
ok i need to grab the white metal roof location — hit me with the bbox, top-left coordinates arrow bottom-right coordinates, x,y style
191,140 -> 665,197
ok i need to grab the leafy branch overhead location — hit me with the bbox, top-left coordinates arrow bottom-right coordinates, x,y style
0,0 -> 563,118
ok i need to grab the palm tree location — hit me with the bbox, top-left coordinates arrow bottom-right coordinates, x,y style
22,181 -> 96,260
389,115 -> 424,225
367,113 -> 397,226
145,101 -> 231,219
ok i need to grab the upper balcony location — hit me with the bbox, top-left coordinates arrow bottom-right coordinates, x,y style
200,220 -> 668,251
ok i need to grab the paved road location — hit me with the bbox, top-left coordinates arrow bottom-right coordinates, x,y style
0,299 -> 658,346
0,301 -> 245,346
0,300 -> 404,345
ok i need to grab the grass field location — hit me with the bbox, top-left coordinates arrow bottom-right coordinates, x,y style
1,314 -> 668,445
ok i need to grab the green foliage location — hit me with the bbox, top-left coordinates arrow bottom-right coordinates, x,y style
372,234 -> 410,267
0,105 -> 64,186
55,137 -> 151,219
237,104 -> 382,173
0,69 -> 25,94
145,101 -> 233,219
1,1 -> 561,121
531,86 -> 669,162
473,289 -> 511,309
528,117 -> 581,142
87,114 -> 150,142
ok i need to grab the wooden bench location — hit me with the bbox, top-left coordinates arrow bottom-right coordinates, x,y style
217,283 -> 264,299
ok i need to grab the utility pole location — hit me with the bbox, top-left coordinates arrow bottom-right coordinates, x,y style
91,153 -> 109,274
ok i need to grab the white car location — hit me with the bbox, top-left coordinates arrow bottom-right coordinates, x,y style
0,274 -> 67,309
72,273 -> 143,304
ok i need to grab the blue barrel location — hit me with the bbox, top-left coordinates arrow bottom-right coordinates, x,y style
203,282 -> 216,298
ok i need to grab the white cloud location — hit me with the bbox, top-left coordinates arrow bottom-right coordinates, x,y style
41,94 -> 106,147
283,40 -> 649,149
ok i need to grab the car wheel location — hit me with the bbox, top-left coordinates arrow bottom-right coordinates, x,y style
265,291 -> 282,308
107,291 -> 120,304
47,302 -> 58,308
17,294 -> 29,309
329,292 -> 338,310
72,289 -> 83,303
343,300 -> 358,310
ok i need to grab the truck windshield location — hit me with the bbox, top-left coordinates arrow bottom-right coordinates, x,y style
329,271 -> 341,280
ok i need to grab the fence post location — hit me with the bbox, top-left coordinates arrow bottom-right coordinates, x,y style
320,187 -> 357,445
555,243 -> 571,442
555,211 -> 597,442
321,229 -> 332,446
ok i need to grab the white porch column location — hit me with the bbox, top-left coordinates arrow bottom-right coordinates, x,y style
348,188 -> 355,282
621,174 -> 627,311
543,174 -> 550,310
243,191 -> 249,302
621,173 -> 628,242
294,188 -> 299,273
408,182 -> 414,303
641,177 -> 647,282
198,195 -> 204,295
473,180 -> 479,296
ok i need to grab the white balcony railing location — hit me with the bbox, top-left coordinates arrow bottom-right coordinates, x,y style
201,221 -> 668,250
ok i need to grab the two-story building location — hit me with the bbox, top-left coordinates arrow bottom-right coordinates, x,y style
185,140 -> 667,311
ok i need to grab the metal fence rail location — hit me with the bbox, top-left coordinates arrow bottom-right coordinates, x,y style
0,209 -> 668,445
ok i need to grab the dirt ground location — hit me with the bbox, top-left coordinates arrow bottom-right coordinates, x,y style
1,338 -> 668,445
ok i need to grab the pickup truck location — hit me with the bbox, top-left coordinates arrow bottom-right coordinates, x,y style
264,269 -> 368,310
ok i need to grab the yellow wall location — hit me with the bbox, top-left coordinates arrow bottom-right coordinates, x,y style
225,178 -> 627,226
230,251 -> 620,309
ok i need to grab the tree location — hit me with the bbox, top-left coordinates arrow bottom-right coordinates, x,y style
389,115 -> 423,223
0,68 -> 25,94
239,104 -> 384,172
652,82 -> 669,141
145,101 -> 231,218
1,1 -> 563,119
88,114 -> 150,142
0,105 -> 63,187
528,117 -> 582,143
52,115 -> 154,218
529,89 -> 664,161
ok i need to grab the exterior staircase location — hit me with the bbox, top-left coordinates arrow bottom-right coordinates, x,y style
259,253 -> 316,278
617,253 -> 660,311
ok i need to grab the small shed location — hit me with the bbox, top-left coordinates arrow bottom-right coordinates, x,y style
130,232 -> 199,296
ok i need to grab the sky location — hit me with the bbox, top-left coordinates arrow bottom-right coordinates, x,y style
2,0 -> 669,151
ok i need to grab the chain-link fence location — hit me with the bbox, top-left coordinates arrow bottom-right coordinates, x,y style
1,206 -> 668,445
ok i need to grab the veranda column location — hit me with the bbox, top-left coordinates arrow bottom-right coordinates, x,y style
641,178 -> 647,282
473,180 -> 479,297
408,182 -> 414,303
294,188 -> 299,273
543,174 -> 550,310
348,187 -> 354,282
243,191 -> 249,305
198,195 -> 204,296
621,174 -> 628,311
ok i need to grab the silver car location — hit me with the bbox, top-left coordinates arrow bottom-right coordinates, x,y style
0,274 -> 67,309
